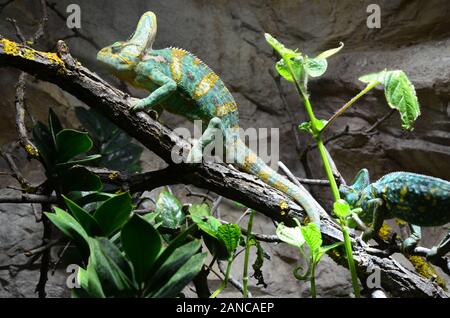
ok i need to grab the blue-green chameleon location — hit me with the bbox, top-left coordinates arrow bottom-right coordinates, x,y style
339,169 -> 450,260
97,12 -> 323,227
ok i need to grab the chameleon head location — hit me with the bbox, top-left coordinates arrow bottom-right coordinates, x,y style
97,11 -> 157,73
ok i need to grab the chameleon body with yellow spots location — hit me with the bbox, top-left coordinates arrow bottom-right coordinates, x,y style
96,12 -> 321,226
340,169 -> 450,259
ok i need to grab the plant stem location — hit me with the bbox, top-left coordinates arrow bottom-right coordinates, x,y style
341,220 -> 360,298
321,80 -> 380,133
310,259 -> 316,298
242,209 -> 255,298
316,139 -> 340,200
210,257 -> 233,298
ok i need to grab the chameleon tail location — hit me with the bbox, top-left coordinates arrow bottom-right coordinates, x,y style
231,138 -> 323,228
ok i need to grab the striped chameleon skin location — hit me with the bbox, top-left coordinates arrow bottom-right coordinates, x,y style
340,169 -> 450,257
97,11 -> 322,226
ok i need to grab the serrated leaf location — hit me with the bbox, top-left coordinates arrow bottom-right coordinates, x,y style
383,70 -> 420,130
217,224 -> 241,256
316,42 -> 344,59
189,203 -> 221,238
154,189 -> 185,229
304,57 -> 327,77
94,192 -> 133,236
316,242 -> 344,262
276,223 -> 305,248
55,129 -> 93,163
300,223 -> 322,253
358,70 -> 386,84
333,199 -> 351,219
121,214 -> 162,284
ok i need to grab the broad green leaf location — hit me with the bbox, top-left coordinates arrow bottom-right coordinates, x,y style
275,57 -> 304,82
316,42 -> 344,59
189,203 -> 221,238
44,207 -> 89,256
121,214 -> 162,284
63,195 -> 102,236
87,237 -> 135,296
72,191 -> 115,207
149,223 -> 198,274
77,265 -> 105,298
300,223 -> 322,253
304,57 -> 327,78
359,70 -> 420,130
217,224 -> 241,256
276,223 -> 305,248
55,129 -> 93,163
60,166 -> 102,192
383,70 -> 420,130
149,252 -> 207,298
203,233 -> 229,261
147,240 -> 202,292
154,189 -> 185,229
94,192 -> 133,236
333,199 -> 351,219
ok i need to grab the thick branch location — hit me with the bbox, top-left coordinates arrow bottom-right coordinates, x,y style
0,39 -> 447,298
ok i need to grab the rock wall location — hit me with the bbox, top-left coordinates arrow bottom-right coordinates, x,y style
0,0 -> 449,297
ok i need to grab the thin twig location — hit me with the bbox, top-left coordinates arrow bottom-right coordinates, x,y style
0,192 -> 58,204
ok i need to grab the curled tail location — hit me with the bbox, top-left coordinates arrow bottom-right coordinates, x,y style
229,138 -> 322,227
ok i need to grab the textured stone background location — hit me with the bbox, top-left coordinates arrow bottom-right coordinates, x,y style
0,0 -> 449,297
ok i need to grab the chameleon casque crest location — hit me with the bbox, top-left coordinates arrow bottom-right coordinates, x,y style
96,12 -> 322,227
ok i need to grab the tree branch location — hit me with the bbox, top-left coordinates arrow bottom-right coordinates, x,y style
0,39 -> 447,298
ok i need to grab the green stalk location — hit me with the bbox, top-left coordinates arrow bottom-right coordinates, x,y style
242,209 -> 255,298
321,81 -> 380,133
285,59 -> 360,297
341,220 -> 360,298
210,257 -> 233,298
310,258 -> 316,298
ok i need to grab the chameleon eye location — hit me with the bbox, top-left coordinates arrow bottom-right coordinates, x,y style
111,46 -> 120,54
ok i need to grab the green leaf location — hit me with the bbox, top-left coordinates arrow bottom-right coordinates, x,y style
264,33 -> 298,59
333,199 -> 351,219
62,195 -> 102,236
94,192 -> 133,236
154,189 -> 185,229
383,70 -> 420,130
48,108 -> 63,148
300,223 -> 322,253
304,57 -> 327,78
44,207 -> 89,256
77,264 -> 105,298
149,252 -> 207,298
276,222 -> 305,248
217,224 -> 241,256
32,121 -> 56,167
358,70 -> 386,84
87,237 -> 135,296
316,42 -> 344,59
275,57 -> 304,83
317,242 -> 344,262
250,238 -> 268,288
121,214 -> 162,284
359,70 -> 420,130
189,203 -> 221,238
75,106 -> 118,143
55,129 -> 93,163
147,240 -> 202,293
60,166 -> 102,192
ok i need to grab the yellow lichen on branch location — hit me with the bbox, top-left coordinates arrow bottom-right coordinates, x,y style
0,38 -> 65,68
408,255 -> 447,290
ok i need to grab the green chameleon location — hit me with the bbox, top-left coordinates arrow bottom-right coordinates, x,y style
96,12 -> 322,227
339,169 -> 450,260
